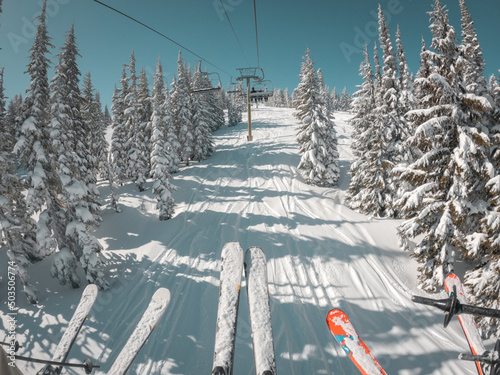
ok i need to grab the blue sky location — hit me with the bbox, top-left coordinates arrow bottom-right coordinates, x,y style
1,0 -> 499,108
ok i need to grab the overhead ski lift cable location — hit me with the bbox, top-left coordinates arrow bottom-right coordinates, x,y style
218,0 -> 249,66
91,0 -> 232,77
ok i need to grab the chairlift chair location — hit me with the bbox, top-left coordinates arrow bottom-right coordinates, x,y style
227,76 -> 243,94
192,71 -> 222,94
249,79 -> 274,100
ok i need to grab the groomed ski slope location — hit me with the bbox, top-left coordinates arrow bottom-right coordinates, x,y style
2,107 -> 485,374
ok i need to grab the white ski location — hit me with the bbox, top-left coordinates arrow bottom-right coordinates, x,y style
107,287 -> 170,375
245,247 -> 276,375
212,242 -> 244,375
37,284 -> 98,375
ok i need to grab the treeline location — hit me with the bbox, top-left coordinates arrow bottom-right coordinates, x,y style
268,85 -> 352,112
347,1 -> 499,337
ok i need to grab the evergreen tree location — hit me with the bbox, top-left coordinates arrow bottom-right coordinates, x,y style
111,69 -> 129,183
271,88 -> 285,108
0,152 -> 39,303
104,104 -> 112,129
284,88 -> 292,108
150,59 -> 176,220
171,51 -> 193,165
459,0 -> 487,96
331,87 -> 339,111
190,64 -> 214,161
227,87 -> 239,126
4,94 -> 23,145
206,80 -> 225,132
318,69 -> 333,117
50,26 -> 106,289
124,51 -> 149,190
14,0 -> 62,261
136,67 -> 153,177
0,66 -> 39,303
346,45 -> 378,212
396,0 -> 492,292
93,92 -> 110,179
339,87 -> 351,111
228,81 -> 244,125
165,76 -> 181,173
395,25 -> 415,113
457,3 -> 499,336
81,73 -> 103,180
294,48 -> 339,186
373,42 -> 383,107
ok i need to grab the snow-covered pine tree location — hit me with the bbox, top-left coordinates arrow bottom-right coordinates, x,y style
136,67 -> 153,178
4,94 -> 23,145
228,81 -> 244,126
397,0 -> 493,292
166,75 -> 181,173
272,88 -> 285,108
331,87 -> 339,111
459,0 -> 488,97
345,45 -> 377,211
294,48 -> 339,187
464,126 -> 500,336
93,92 -> 110,179
14,0 -> 64,262
455,2 -> 500,336
205,78 -> 225,132
123,51 -> 148,191
171,51 -> 193,165
50,25 -> 106,289
339,87 -> 351,111
150,59 -> 176,220
317,69 -> 333,118
48,24 -> 82,287
111,70 -> 129,184
190,64 -> 214,162
227,87 -> 238,127
373,42 -> 382,107
395,25 -> 415,113
0,67 -> 39,303
81,73 -> 102,180
0,154 -> 39,303
284,88 -> 292,108
489,74 -> 500,108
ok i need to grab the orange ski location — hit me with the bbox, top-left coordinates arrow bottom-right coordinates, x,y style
326,309 -> 387,375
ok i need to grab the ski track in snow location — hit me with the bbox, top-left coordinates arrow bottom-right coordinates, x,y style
2,107 -> 481,374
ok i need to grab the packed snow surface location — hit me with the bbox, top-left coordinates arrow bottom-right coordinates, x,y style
1,107 -> 485,374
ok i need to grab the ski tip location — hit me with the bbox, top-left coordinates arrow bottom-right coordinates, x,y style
327,308 -> 345,318
444,273 -> 461,292
84,283 -> 99,294
153,287 -> 171,301
244,246 -> 267,262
